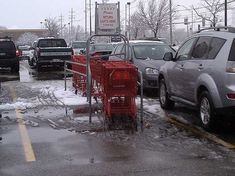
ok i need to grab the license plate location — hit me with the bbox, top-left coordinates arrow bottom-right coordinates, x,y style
0,53 -> 6,56
52,59 -> 63,62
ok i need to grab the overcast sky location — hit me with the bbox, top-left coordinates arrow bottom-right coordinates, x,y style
1,0 -> 230,30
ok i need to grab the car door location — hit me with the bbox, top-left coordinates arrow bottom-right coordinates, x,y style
182,36 -> 212,102
167,37 -> 197,97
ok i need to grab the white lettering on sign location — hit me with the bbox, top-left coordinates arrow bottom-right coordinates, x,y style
98,4 -> 117,30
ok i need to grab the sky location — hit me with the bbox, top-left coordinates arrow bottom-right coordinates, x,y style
0,0 -> 202,29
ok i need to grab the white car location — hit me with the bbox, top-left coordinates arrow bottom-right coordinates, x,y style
71,41 -> 86,55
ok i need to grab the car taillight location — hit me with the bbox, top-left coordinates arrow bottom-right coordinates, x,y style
16,50 -> 21,57
226,67 -> 235,73
227,93 -> 235,100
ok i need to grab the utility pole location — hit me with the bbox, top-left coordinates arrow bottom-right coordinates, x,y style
69,8 -> 75,41
59,14 -> 64,37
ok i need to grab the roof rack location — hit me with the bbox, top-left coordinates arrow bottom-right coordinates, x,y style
196,26 -> 235,33
0,36 -> 12,40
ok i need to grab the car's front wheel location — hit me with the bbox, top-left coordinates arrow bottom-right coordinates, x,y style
159,79 -> 174,110
199,91 -> 217,131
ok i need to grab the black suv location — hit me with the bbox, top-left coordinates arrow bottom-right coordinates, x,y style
0,38 -> 19,73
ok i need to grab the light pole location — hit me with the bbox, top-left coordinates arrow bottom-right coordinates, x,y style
169,0 -> 173,45
125,3 -> 127,37
225,0 -> 227,26
127,2 -> 131,40
89,0 -> 92,36
177,5 -> 194,34
40,22 -> 43,29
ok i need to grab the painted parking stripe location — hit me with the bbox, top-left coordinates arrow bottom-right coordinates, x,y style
166,113 -> 235,150
10,86 -> 36,162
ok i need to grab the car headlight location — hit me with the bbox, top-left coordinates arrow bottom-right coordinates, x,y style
145,68 -> 159,75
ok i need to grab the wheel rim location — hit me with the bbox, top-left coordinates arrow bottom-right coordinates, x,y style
160,83 -> 166,105
200,97 -> 211,125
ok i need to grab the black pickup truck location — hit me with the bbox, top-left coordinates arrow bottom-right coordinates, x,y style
30,38 -> 73,71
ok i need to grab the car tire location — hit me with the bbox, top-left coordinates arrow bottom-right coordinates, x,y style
28,58 -> 33,66
199,91 -> 217,131
159,79 -> 174,110
11,65 -> 19,73
36,63 -> 41,72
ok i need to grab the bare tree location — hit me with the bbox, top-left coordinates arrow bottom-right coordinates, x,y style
16,33 -> 39,46
44,18 -> 60,38
130,12 -> 146,39
137,0 -> 171,38
193,0 -> 225,27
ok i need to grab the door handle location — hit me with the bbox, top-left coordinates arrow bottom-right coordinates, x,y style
178,64 -> 184,71
198,64 -> 204,70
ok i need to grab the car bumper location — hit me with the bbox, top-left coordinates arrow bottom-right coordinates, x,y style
0,58 -> 19,67
37,58 -> 71,66
216,107 -> 235,116
143,78 -> 158,89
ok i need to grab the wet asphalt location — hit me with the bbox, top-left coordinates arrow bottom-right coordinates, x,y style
1,61 -> 235,176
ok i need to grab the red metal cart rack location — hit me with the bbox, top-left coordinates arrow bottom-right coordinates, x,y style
71,54 -> 138,129
100,61 -> 138,124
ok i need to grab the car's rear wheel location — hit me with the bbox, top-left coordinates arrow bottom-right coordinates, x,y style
159,79 -> 174,109
199,91 -> 217,131
11,65 -> 19,73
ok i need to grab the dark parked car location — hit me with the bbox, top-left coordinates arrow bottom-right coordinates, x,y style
109,40 -> 175,90
0,38 -> 19,73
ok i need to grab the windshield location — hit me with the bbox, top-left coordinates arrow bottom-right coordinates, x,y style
72,42 -> 86,49
133,44 -> 174,60
90,44 -> 113,52
38,39 -> 67,47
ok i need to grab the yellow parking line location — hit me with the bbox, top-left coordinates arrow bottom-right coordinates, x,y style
166,114 -> 235,150
10,87 -> 36,162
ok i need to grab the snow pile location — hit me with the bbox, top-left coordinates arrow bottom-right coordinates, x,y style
0,83 -> 88,111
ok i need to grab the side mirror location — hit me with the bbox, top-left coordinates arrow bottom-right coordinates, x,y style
163,52 -> 174,61
80,49 -> 85,54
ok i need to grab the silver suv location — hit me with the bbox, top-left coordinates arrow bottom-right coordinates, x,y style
158,27 -> 235,130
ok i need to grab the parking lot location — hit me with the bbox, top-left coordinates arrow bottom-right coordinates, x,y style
1,60 -> 235,176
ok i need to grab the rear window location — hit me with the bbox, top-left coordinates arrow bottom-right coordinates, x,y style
38,39 -> 67,47
90,44 -> 113,52
0,41 -> 15,50
133,44 -> 174,60
228,39 -> 235,61
72,42 -> 86,49
207,37 -> 226,59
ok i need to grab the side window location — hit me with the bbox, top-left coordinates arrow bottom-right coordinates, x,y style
176,38 -> 197,60
191,37 -> 211,60
114,44 -> 123,58
207,37 -> 226,59
228,39 -> 235,61
120,45 -> 132,59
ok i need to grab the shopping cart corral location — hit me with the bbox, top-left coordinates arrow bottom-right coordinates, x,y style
64,34 -> 144,131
